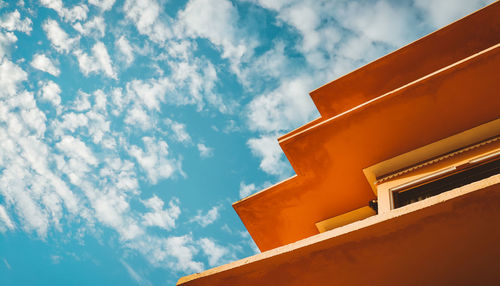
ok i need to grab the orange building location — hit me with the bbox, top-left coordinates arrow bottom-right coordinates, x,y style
178,2 -> 500,285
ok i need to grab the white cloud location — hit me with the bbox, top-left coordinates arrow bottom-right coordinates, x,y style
40,0 -> 88,23
91,188 -> 143,241
178,0 -> 250,75
247,135 -> 292,179
197,143 -> 213,158
99,158 -> 138,192
73,90 -> 91,111
165,236 -> 204,272
73,16 -> 106,38
165,118 -> 191,144
0,31 -> 17,58
50,255 -> 62,264
128,137 -> 182,184
124,104 -> 151,130
0,166 -> 50,237
0,75 -> 82,237
39,80 -> 62,108
123,0 -> 172,43
84,109 -> 110,145
127,235 -> 204,273
89,0 -> 116,11
190,206 -> 219,227
121,260 -> 152,286
56,135 -> 98,166
246,76 -> 316,133
0,57 -> 27,96
0,10 -> 32,34
74,41 -> 116,78
198,238 -> 229,267
415,0 -> 495,28
31,54 -> 60,76
116,36 -> 134,65
239,182 -> 256,199
0,205 -> 14,231
336,1 -> 416,47
2,258 -> 11,270
245,41 -> 288,81
125,77 -> 173,111
142,195 -> 181,230
167,58 -> 229,112
42,19 -> 78,53
279,2 -> 322,52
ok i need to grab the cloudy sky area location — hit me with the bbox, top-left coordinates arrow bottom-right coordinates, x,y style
0,0 -> 494,285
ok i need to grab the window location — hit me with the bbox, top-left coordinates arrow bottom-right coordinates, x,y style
392,157 -> 500,208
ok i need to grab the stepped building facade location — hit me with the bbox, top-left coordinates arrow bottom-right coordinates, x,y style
178,2 -> 500,285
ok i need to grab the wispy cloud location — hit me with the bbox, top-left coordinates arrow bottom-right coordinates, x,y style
190,206 -> 219,227
121,260 -> 152,286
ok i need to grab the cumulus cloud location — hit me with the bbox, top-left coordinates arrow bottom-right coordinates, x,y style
31,54 -> 60,76
197,143 -> 213,158
92,188 -> 143,240
128,137 -> 182,184
0,57 -> 27,96
42,19 -> 78,53
73,16 -> 106,38
0,63 -> 82,237
127,235 -> 204,273
167,58 -> 228,112
53,112 -> 88,137
89,0 -> 116,11
0,31 -> 17,58
126,77 -> 173,111
177,0 -> 251,75
40,0 -> 88,23
415,0 -> 495,28
116,36 -> 134,65
142,196 -> 181,230
198,238 -> 229,267
165,119 -> 191,144
74,41 -> 116,78
239,182 -> 256,199
56,135 -> 98,166
246,76 -> 317,133
38,80 -> 62,108
124,105 -> 151,130
123,0 -> 172,43
247,135 -> 292,179
0,10 -> 32,34
190,206 -> 219,227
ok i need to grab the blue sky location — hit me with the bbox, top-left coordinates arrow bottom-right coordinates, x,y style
0,0 -> 494,285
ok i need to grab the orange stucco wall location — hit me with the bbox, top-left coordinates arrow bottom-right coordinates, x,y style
235,44 -> 500,251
